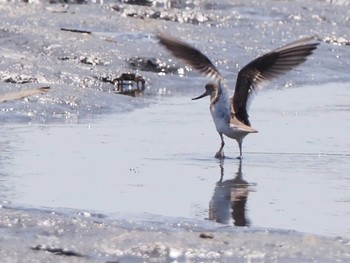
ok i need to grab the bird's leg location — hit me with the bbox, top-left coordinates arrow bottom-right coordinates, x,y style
237,140 -> 243,159
215,133 -> 225,159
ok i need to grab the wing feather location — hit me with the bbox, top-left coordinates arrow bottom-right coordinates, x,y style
157,33 -> 222,81
233,37 -> 319,126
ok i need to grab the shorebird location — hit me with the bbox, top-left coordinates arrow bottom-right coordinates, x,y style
157,33 -> 319,158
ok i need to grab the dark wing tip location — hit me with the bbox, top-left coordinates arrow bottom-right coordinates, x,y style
233,36 -> 319,126
156,32 -> 222,80
239,36 -> 320,84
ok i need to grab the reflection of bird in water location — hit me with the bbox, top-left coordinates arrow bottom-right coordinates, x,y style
209,159 -> 251,226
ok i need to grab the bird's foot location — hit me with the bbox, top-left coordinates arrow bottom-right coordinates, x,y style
214,151 -> 225,159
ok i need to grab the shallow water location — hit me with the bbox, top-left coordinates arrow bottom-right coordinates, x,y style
1,82 -> 349,238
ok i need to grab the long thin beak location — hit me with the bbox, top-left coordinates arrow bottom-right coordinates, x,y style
192,91 -> 210,100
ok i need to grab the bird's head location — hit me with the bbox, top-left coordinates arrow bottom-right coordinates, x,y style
192,83 -> 216,100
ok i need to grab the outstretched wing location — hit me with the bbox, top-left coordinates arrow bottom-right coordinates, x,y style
233,37 -> 319,126
157,33 -> 222,80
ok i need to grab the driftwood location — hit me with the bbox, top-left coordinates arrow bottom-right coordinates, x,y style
0,86 -> 50,103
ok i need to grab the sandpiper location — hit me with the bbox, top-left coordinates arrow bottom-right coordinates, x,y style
157,33 -> 319,158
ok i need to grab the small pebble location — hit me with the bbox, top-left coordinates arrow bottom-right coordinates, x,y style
199,233 -> 214,239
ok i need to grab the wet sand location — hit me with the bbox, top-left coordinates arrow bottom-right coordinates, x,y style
1,205 -> 350,262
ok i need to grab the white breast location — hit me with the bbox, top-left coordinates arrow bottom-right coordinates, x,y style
210,82 -> 231,134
